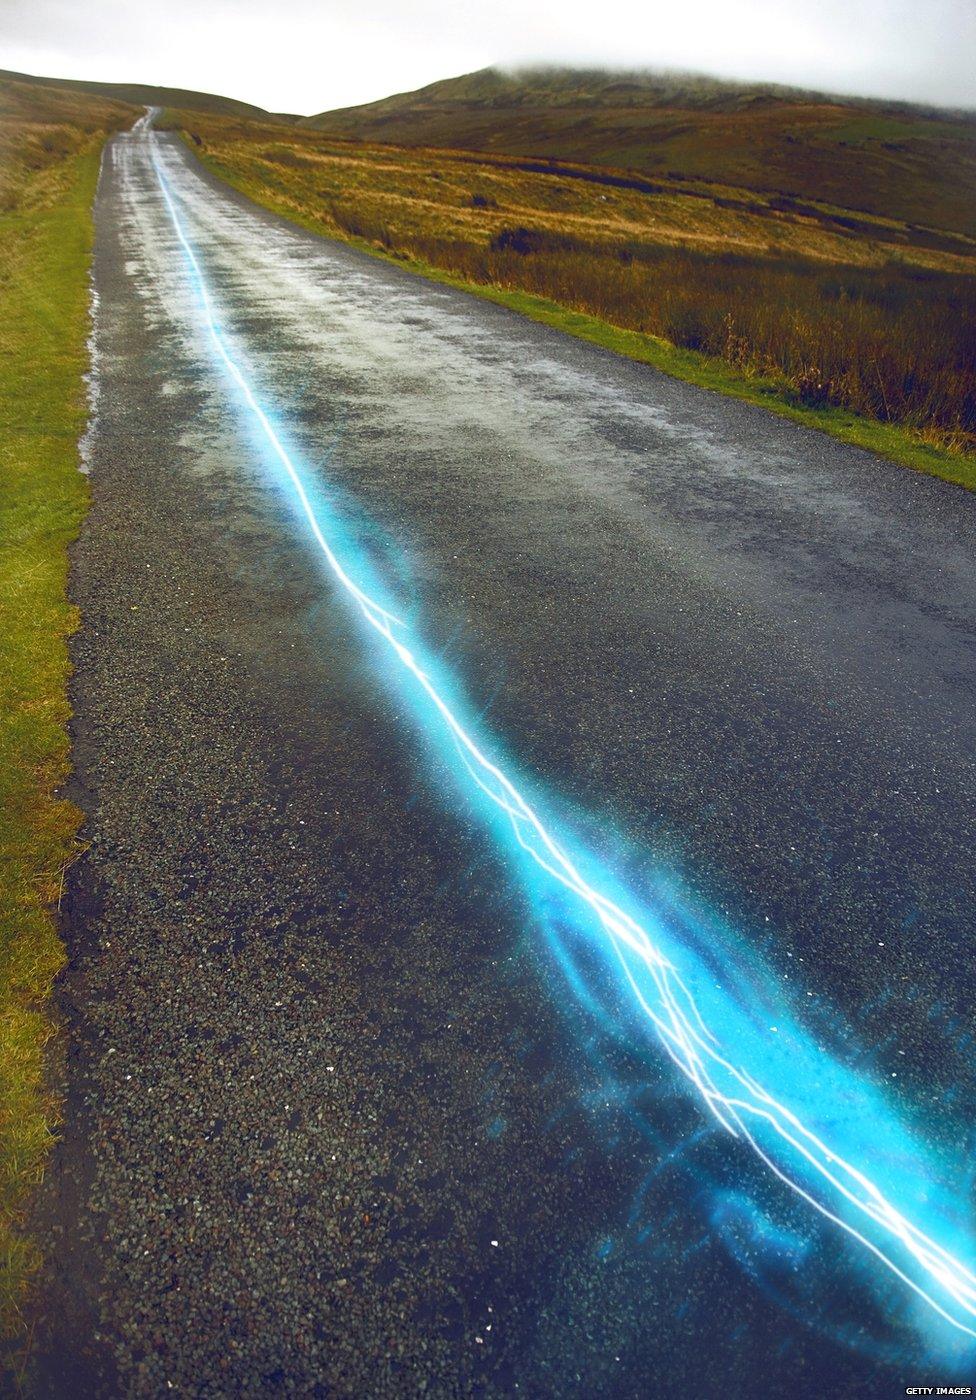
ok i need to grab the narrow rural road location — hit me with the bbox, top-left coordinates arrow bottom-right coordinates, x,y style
33,119 -> 976,1396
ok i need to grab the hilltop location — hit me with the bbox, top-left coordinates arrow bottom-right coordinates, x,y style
0,67 -> 292,123
303,66 -> 976,235
303,64 -> 948,122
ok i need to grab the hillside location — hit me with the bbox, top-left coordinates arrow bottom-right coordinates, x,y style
0,71 -> 137,209
0,67 -> 290,123
304,67 -> 976,235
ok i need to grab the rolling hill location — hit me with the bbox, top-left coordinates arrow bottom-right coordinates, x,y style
303,67 -> 976,235
0,67 -> 292,123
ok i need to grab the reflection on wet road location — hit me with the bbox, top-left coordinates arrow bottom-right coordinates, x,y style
35,119 -> 976,1396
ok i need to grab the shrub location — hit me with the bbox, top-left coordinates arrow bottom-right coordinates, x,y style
666,307 -> 714,353
795,366 -> 832,407
489,225 -> 547,255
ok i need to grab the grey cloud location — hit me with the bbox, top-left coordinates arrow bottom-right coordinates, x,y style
1,0 -> 973,112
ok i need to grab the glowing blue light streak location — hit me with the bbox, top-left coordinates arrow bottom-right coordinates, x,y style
149,137 -> 976,1345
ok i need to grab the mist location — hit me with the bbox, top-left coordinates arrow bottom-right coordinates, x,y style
2,0 -> 973,115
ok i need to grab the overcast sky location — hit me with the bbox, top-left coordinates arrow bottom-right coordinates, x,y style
2,0 -> 974,115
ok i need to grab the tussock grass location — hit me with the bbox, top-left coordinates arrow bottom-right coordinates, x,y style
0,74 -> 131,1354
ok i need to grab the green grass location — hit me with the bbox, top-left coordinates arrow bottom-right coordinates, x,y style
192,143 -> 976,492
819,115 -> 968,146
0,142 -> 99,1350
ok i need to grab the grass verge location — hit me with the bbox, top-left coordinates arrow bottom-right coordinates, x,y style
0,143 -> 100,1354
189,143 -> 975,493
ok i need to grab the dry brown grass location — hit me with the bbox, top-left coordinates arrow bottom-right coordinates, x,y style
0,76 -> 134,211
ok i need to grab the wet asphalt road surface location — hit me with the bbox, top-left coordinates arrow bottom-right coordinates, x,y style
30,122 -> 976,1397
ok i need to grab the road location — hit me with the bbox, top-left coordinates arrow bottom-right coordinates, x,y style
32,119 -> 976,1396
